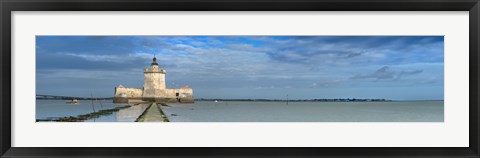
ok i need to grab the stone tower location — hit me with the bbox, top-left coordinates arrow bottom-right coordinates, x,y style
143,56 -> 167,98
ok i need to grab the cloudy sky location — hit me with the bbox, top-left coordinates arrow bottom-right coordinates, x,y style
36,36 -> 444,100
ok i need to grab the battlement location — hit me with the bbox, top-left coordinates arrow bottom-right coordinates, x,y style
144,69 -> 166,74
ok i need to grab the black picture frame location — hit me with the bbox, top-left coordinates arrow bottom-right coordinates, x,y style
1,0 -> 479,157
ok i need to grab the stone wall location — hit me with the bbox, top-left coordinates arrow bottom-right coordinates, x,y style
163,87 -> 194,103
114,86 -> 193,104
115,87 -> 143,98
164,88 -> 193,98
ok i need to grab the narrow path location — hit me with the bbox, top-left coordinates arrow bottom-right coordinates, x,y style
135,103 -> 169,122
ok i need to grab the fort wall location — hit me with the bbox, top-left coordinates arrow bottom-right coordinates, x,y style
164,88 -> 193,98
114,57 -> 193,104
115,87 -> 143,97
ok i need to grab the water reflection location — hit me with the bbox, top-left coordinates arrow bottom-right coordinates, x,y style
83,104 -> 150,122
37,100 -> 444,122
36,100 -> 124,121
116,104 -> 150,122
37,100 -> 150,122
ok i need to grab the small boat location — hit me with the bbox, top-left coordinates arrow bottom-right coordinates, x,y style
66,98 -> 80,104
214,100 -> 218,103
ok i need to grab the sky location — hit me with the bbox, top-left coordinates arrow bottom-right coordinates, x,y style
36,36 -> 444,100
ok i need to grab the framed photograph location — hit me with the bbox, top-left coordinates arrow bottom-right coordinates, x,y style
1,0 -> 479,157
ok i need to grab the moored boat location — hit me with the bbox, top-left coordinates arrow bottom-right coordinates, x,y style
66,98 -> 80,104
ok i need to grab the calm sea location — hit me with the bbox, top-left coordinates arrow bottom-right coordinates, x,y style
36,100 -> 444,122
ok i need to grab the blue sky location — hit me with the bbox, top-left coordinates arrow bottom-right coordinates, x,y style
36,36 -> 444,100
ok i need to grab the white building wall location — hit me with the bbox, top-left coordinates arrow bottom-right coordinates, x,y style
143,65 -> 166,98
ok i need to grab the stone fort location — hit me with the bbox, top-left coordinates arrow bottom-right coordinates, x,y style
113,56 -> 194,103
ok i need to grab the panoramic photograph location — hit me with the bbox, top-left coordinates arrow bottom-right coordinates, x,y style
36,36 -> 444,122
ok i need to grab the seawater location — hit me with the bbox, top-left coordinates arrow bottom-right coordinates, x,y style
163,101 -> 444,122
36,100 -> 148,122
36,100 -> 443,122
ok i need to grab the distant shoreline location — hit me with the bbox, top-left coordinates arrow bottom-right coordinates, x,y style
196,98 -> 392,102
36,95 -> 443,102
195,99 -> 442,102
